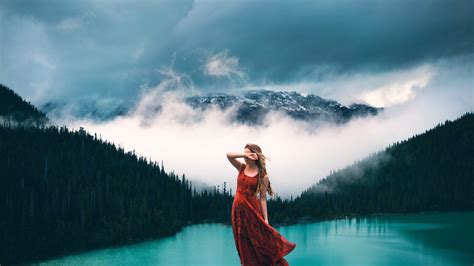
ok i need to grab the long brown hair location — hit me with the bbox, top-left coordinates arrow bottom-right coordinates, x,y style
244,143 -> 275,198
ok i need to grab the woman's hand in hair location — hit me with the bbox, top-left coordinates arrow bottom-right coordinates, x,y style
245,152 -> 258,160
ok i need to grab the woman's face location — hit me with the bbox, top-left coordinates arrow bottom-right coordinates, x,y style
244,147 -> 253,163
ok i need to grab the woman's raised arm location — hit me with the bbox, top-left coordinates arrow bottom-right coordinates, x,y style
226,152 -> 247,171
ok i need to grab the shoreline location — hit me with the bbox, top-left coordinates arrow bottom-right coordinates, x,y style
271,209 -> 474,227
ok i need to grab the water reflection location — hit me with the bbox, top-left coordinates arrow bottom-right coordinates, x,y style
281,212 -> 473,266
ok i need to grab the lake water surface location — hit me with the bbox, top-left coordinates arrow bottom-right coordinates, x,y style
36,211 -> 474,265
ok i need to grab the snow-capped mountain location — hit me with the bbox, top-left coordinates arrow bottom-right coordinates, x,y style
185,90 -> 382,125
39,89 -> 382,125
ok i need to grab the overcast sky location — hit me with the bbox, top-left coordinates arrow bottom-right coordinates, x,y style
1,0 -> 473,197
1,0 -> 472,103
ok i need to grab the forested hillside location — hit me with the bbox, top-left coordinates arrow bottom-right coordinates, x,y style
268,112 -> 474,224
0,123 -> 235,264
0,83 -> 49,127
0,84 -> 234,264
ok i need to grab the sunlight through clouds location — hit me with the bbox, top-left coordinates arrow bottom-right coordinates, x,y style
355,64 -> 436,107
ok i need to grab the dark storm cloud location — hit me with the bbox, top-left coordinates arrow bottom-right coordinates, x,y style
0,0 -> 195,102
1,0 -> 87,23
0,0 -> 472,102
164,0 -> 473,86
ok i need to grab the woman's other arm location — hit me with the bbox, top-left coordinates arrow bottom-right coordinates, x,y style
259,174 -> 270,224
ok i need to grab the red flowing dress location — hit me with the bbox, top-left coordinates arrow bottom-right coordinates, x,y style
231,163 -> 296,266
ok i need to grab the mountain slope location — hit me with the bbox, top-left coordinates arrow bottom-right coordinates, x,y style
0,86 -> 233,264
0,83 -> 50,127
268,112 -> 474,224
186,90 -> 382,125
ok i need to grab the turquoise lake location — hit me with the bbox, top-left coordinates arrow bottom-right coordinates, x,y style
36,211 -> 474,265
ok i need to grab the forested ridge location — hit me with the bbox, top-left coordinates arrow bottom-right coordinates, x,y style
270,111 -> 474,224
1,83 -> 472,264
0,83 -> 50,127
0,124 -> 236,264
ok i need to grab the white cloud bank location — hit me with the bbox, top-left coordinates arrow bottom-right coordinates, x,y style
53,57 -> 472,199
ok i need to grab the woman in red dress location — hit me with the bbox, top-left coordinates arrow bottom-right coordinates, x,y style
226,143 -> 296,266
